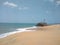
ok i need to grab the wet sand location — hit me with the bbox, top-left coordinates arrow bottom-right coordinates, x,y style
0,24 -> 60,45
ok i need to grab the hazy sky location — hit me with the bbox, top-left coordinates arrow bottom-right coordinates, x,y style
0,0 -> 60,23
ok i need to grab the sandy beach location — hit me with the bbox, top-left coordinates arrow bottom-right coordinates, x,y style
0,24 -> 60,45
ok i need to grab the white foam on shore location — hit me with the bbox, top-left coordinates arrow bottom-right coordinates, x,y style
17,26 -> 37,31
0,26 -> 37,38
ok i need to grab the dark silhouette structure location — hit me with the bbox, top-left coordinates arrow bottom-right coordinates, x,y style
36,19 -> 48,27
36,22 -> 48,27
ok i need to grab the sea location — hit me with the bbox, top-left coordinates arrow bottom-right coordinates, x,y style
0,23 -> 36,38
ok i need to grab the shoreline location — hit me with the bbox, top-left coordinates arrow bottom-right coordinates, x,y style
0,24 -> 60,45
0,26 -> 36,38
0,24 -> 60,38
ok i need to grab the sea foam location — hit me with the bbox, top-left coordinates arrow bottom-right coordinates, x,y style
0,26 -> 36,38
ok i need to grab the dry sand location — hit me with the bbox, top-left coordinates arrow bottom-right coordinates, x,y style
0,24 -> 60,45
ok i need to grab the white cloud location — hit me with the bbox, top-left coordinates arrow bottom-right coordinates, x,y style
3,1 -> 29,10
46,11 -> 49,13
46,0 -> 60,6
48,0 -> 60,6
56,0 -> 60,6
19,7 -> 22,10
46,10 -> 49,14
44,0 -> 54,2
23,7 -> 29,9
49,0 -> 54,2
3,1 -> 17,8
19,7 -> 29,10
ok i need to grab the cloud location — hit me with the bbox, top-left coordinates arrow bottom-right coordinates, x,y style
19,7 -> 29,10
3,1 -> 17,8
48,0 -> 60,5
46,10 -> 49,14
44,0 -> 54,2
49,0 -> 54,2
56,0 -> 60,6
3,1 -> 29,10
46,0 -> 60,6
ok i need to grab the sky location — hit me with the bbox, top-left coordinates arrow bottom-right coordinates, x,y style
0,0 -> 60,24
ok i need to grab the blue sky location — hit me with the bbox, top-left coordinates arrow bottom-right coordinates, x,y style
0,0 -> 60,23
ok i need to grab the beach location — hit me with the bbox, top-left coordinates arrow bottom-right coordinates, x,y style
0,24 -> 60,45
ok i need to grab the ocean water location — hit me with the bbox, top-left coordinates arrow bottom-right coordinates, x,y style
0,23 -> 36,34
0,23 -> 36,38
